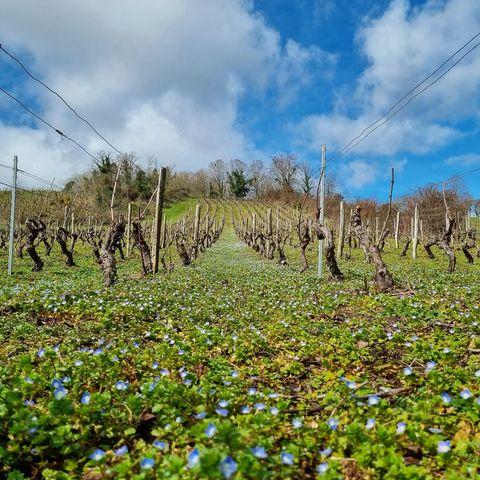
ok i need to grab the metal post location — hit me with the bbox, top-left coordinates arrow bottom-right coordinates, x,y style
318,144 -> 326,277
8,156 -> 18,275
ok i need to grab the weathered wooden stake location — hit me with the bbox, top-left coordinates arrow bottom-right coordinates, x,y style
126,202 -> 132,257
337,200 -> 345,258
412,205 -> 419,260
152,167 -> 167,274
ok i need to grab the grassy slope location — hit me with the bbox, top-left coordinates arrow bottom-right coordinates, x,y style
0,219 -> 479,479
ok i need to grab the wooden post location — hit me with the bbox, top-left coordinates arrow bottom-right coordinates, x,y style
193,204 -> 201,256
126,202 -> 132,257
152,167 -> 167,274
7,155 -> 18,276
412,205 -> 419,260
374,216 -> 379,244
318,144 -> 326,277
63,206 -> 68,228
394,211 -> 400,249
337,200 -> 345,258
160,213 -> 166,248
71,212 -> 75,234
252,213 -> 256,236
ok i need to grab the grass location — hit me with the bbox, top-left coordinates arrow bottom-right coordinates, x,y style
0,210 -> 479,479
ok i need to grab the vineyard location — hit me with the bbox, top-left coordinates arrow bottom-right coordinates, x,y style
0,189 -> 479,480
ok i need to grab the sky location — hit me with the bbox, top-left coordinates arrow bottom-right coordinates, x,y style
0,0 -> 479,199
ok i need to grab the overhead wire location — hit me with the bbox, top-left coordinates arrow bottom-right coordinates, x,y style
0,43 -> 126,158
333,30 -> 480,159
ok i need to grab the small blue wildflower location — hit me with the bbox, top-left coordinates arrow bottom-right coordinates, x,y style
403,367 -> 413,376
254,403 -> 266,411
219,456 -> 237,478
218,400 -> 229,408
319,447 -> 332,456
140,457 -> 155,469
251,446 -> 268,459
248,388 -> 257,395
366,418 -> 375,430
205,423 -> 217,438
368,395 -> 380,406
114,445 -> 128,456
89,449 -> 105,461
195,411 -> 207,420
317,463 -> 329,474
396,422 -> 406,434
153,440 -> 167,450
188,448 -> 200,468
425,361 -> 436,373
74,359 -> 83,367
160,368 -> 170,376
115,380 -> 128,391
441,392 -> 451,404
292,418 -> 303,429
240,406 -> 251,414
216,407 -> 229,416
152,362 -> 159,369
327,417 -> 339,430
281,452 -> 294,465
270,406 -> 279,415
81,391 -> 91,405
53,386 -> 67,400
51,378 -> 63,388
437,440 -> 451,453
37,348 -> 45,358
460,389 -> 472,399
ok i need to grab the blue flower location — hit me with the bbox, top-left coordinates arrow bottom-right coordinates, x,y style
368,395 -> 380,406
153,440 -> 167,450
425,361 -> 436,373
89,448 -> 105,461
281,452 -> 294,465
292,418 -> 303,429
37,348 -> 45,358
152,362 -> 159,369
81,391 -> 91,405
251,446 -> 268,459
205,423 -> 217,438
437,440 -> 451,453
403,367 -> 413,376
54,386 -> 67,400
114,445 -> 128,456
319,447 -> 332,457
254,403 -> 266,411
317,463 -> 329,474
195,411 -> 207,420
140,457 -> 155,469
51,378 -> 63,388
460,389 -> 472,399
240,406 -> 251,414
188,448 -> 200,468
218,400 -> 229,408
396,422 -> 406,434
115,380 -> 129,391
441,392 -> 451,404
248,388 -> 257,395
327,417 -> 339,430
219,456 -> 237,478
270,406 -> 279,416
74,359 -> 83,367
366,418 -> 375,430
216,408 -> 229,416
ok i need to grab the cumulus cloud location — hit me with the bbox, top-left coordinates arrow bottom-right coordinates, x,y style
298,0 -> 480,156
445,153 -> 480,166
0,0 -> 332,185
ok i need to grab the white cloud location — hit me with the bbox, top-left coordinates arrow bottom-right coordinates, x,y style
0,0 -> 331,184
298,0 -> 480,157
445,153 -> 480,166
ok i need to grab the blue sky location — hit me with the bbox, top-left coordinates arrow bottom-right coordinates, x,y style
0,0 -> 479,199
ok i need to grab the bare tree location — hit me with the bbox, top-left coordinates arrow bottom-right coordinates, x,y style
270,153 -> 298,192
298,162 -> 314,196
249,159 -> 266,199
209,159 -> 227,198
